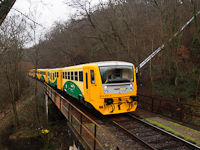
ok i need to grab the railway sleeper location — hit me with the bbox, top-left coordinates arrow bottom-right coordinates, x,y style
147,136 -> 173,144
131,128 -> 152,134
139,133 -> 162,140
156,143 -> 186,150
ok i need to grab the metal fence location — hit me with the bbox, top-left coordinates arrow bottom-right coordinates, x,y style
138,94 -> 200,127
44,83 -> 118,150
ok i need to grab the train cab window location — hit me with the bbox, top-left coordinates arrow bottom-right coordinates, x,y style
91,70 -> 95,84
79,71 -> 83,82
68,72 -> 70,80
65,72 -> 67,79
63,72 -> 64,79
115,69 -> 121,78
75,71 -> 78,81
71,72 -> 74,80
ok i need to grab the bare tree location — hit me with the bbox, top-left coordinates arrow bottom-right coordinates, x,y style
0,14 -> 28,128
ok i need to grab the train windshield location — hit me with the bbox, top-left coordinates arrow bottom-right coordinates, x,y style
99,66 -> 133,84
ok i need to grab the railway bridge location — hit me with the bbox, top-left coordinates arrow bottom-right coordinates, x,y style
44,82 -> 200,150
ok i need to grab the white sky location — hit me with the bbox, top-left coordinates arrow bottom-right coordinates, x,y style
11,0 -> 71,29
7,0 -> 73,47
7,0 -> 107,47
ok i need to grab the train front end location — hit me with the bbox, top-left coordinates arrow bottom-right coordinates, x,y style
97,61 -> 138,115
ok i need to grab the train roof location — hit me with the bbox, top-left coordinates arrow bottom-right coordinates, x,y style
62,61 -> 133,69
94,61 -> 133,67
34,61 -> 134,71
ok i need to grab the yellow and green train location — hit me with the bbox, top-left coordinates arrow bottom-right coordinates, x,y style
29,61 -> 138,115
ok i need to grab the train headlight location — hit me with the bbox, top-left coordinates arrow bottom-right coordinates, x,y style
130,84 -> 133,91
104,86 -> 107,89
105,90 -> 108,93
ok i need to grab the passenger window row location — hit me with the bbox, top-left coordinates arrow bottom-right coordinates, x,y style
47,72 -> 59,80
63,71 -> 83,82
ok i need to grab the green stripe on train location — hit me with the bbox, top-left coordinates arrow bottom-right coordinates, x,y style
63,81 -> 83,99
41,75 -> 45,82
49,78 -> 57,87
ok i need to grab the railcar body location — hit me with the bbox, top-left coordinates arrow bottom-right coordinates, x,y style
29,61 -> 138,115
47,68 -> 62,89
37,69 -> 48,82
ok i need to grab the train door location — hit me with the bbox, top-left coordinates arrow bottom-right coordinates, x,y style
84,69 -> 89,102
89,68 -> 97,102
51,72 -> 53,83
84,67 -> 98,102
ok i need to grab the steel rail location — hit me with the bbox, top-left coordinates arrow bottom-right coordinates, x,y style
127,113 -> 200,150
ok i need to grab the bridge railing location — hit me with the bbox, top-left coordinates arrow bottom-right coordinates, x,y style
44,83 -> 118,150
138,94 -> 200,127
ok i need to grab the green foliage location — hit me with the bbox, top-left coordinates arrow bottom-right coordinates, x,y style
152,66 -> 199,102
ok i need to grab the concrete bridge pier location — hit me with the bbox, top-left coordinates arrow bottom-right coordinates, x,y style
44,93 -> 49,128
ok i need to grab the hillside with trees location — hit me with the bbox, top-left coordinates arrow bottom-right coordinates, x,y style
34,0 -> 200,103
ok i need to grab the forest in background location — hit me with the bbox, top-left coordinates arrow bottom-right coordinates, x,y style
0,0 -> 200,129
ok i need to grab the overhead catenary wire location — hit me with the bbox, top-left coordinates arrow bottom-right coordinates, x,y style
135,11 -> 200,74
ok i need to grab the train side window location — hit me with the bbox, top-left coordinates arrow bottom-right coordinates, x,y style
75,71 -> 78,81
65,72 -> 67,79
68,72 -> 70,80
53,73 -> 54,80
91,70 -> 95,84
63,72 -> 64,79
86,73 -> 88,89
79,71 -> 83,82
57,72 -> 59,78
71,71 -> 74,80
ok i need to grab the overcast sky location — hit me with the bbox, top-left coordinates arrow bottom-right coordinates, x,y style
11,0 -> 71,29
8,0 -> 105,47
8,0 -> 79,47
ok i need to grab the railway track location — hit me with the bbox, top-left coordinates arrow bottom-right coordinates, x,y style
103,113 -> 200,150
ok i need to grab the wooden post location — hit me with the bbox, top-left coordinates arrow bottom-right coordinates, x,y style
80,114 -> 82,135
180,103 -> 183,122
94,124 -> 97,150
152,97 -> 154,112
159,99 -> 162,114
